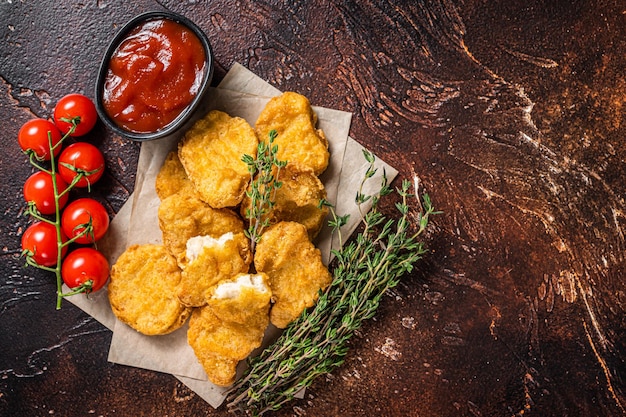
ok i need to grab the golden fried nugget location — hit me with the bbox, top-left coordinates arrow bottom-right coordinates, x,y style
108,244 -> 191,335
155,151 -> 197,200
158,192 -> 249,267
254,221 -> 332,328
241,163 -> 328,240
178,110 -> 258,208
255,92 -> 329,176
207,273 -> 271,324
188,276 -> 270,387
177,233 -> 251,307
192,350 -> 238,387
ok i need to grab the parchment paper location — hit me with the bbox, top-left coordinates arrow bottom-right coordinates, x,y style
67,63 -> 397,408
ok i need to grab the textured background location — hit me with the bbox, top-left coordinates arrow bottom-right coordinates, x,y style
1,1 -> 625,416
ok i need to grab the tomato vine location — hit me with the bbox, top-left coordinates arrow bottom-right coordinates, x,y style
20,94 -> 110,309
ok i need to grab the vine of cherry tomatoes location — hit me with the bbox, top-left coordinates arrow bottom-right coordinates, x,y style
19,93 -> 110,309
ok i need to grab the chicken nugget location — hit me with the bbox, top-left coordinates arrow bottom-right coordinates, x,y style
192,350 -> 238,387
188,274 -> 270,386
255,92 -> 329,176
207,272 -> 271,324
158,192 -> 249,267
179,110 -> 258,208
177,233 -> 251,307
254,221 -> 332,328
108,244 -> 191,335
155,151 -> 197,200
241,163 -> 328,240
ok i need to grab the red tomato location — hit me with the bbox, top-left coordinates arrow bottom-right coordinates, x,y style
61,198 -> 110,244
61,247 -> 109,293
53,94 -> 98,137
23,171 -> 69,215
18,118 -> 63,160
21,221 -> 68,267
57,142 -> 105,188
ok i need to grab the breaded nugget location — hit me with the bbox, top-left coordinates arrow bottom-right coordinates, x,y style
188,275 -> 270,386
255,92 -> 329,176
207,272 -> 271,324
192,350 -> 238,387
178,110 -> 258,208
241,163 -> 328,241
177,233 -> 251,307
254,221 -> 332,328
155,151 -> 197,200
108,244 -> 191,335
158,192 -> 249,267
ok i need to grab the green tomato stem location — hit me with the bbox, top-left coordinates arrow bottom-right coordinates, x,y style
60,280 -> 93,297
42,122 -> 78,310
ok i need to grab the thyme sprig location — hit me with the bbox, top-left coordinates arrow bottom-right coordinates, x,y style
242,129 -> 287,253
226,149 -> 438,416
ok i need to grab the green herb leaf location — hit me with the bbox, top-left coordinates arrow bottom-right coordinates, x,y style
242,130 -> 287,253
226,152 -> 439,415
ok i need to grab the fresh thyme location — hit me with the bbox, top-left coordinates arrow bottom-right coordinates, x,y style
242,129 -> 287,253
226,149 -> 438,416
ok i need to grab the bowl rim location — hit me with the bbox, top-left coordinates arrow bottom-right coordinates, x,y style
94,10 -> 214,142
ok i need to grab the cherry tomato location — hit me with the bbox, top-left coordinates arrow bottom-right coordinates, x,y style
61,247 -> 109,293
21,221 -> 68,267
57,142 -> 105,188
53,94 -> 98,137
61,198 -> 110,244
23,171 -> 69,215
18,118 -> 63,160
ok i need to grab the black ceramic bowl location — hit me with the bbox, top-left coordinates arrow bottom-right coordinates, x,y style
95,11 -> 214,141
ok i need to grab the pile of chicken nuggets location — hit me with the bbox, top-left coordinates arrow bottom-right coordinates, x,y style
108,92 -> 333,386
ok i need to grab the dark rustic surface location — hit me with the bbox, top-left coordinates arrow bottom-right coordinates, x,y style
1,1 -> 625,416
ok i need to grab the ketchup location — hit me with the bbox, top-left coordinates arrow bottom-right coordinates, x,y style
102,18 -> 206,133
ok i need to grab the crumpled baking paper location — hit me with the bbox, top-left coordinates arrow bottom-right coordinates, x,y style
66,63 -> 397,408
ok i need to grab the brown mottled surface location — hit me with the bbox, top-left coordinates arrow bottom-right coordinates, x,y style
1,1 -> 625,416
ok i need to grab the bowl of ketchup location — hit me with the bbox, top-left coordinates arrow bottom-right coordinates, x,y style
95,11 -> 214,141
